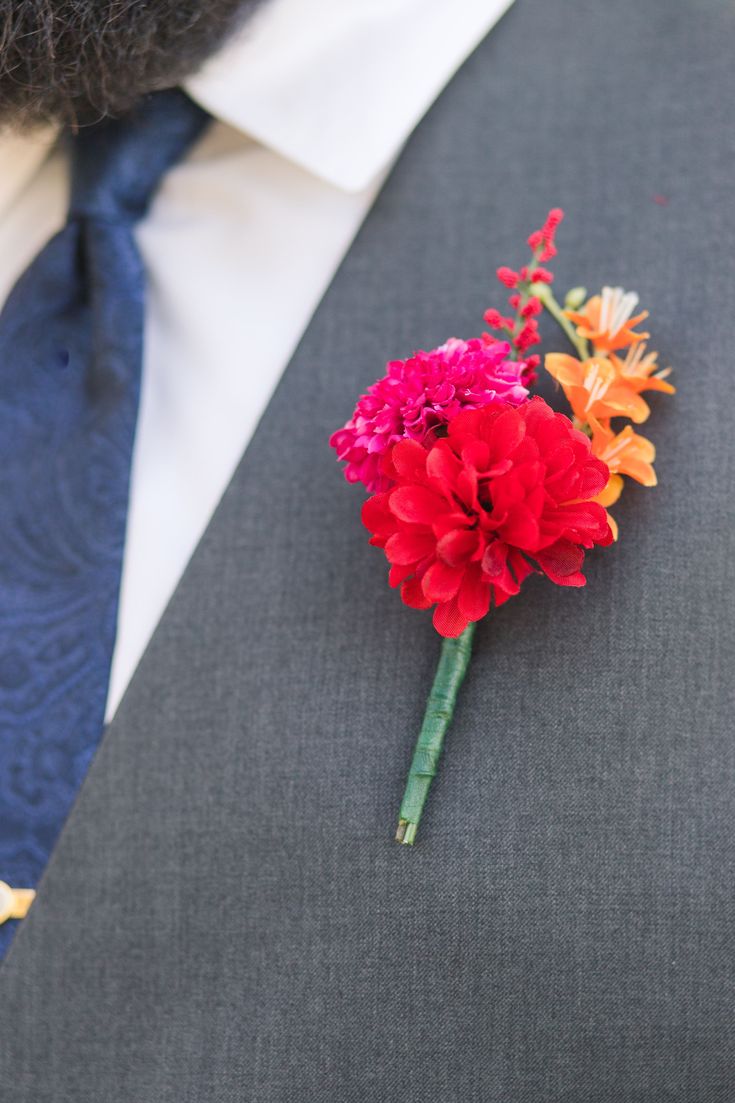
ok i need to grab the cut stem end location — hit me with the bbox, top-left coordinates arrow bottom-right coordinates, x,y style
395,819 -> 418,846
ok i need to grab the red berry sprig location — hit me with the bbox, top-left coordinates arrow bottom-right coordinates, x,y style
483,208 -> 564,380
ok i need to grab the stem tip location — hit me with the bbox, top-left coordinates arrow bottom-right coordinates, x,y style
395,819 -> 417,846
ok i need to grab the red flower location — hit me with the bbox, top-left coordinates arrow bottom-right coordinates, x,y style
362,398 -> 613,637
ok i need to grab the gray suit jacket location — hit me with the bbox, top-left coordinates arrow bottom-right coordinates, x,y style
2,0 -> 734,1099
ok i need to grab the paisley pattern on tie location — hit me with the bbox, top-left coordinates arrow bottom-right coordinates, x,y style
0,91 -> 210,958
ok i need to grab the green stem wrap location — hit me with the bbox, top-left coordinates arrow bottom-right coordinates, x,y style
395,623 -> 477,845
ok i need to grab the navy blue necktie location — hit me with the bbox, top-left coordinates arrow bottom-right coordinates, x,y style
0,90 -> 210,956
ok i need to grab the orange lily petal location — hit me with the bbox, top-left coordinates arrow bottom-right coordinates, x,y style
596,473 -> 624,508
565,288 -> 650,351
591,424 -> 657,487
544,352 -> 585,388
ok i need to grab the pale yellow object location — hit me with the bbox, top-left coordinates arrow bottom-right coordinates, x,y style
0,881 -> 35,924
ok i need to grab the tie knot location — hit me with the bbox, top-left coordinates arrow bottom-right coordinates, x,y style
69,89 -> 210,224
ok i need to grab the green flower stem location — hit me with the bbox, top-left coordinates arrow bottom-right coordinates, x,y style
395,623 -> 477,845
531,281 -> 590,360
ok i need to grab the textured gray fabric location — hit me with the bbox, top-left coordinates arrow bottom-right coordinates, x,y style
2,0 -> 735,1098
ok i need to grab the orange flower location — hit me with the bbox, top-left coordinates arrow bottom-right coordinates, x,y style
589,421 -> 657,540
565,286 -> 649,351
609,341 -> 676,397
593,473 -> 624,540
591,421 -> 657,486
544,353 -> 651,423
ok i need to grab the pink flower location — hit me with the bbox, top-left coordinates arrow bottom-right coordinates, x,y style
331,337 -> 530,492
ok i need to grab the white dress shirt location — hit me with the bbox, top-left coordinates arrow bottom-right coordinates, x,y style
0,0 -> 512,718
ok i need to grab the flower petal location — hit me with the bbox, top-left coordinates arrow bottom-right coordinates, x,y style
362,493 -> 395,536
401,577 -> 432,609
391,438 -> 429,480
433,597 -> 469,637
385,531 -> 436,565
436,528 -> 480,566
389,563 -> 414,587
535,540 -> 586,586
457,564 -> 492,622
389,485 -> 445,525
422,560 -> 464,602
596,473 -> 624,508
499,504 -> 540,549
576,457 -> 610,499
426,441 -> 461,484
544,353 -> 584,387
488,406 -> 526,462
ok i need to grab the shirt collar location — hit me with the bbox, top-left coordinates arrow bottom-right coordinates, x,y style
0,126 -> 57,219
185,0 -> 514,193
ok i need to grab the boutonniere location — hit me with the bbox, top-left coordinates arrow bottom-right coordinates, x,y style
331,210 -> 674,845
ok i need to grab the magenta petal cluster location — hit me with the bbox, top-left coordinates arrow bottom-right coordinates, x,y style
330,337 -> 530,492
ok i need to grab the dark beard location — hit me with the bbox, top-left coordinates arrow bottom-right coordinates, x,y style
0,0 -> 263,129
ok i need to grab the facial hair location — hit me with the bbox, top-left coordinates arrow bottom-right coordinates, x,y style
0,0 -> 264,129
